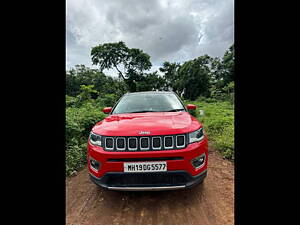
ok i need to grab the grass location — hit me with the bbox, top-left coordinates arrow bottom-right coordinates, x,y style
186,98 -> 234,160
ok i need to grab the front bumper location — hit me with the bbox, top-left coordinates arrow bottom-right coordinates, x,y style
88,136 -> 208,178
89,169 -> 207,191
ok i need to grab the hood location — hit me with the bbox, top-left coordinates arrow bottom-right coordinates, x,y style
92,112 -> 201,136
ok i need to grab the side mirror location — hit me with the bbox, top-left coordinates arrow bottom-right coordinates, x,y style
102,107 -> 112,114
186,104 -> 197,110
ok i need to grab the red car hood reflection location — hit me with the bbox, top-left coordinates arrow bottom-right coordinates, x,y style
92,112 -> 201,136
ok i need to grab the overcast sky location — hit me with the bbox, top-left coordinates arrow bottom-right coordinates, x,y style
66,0 -> 234,76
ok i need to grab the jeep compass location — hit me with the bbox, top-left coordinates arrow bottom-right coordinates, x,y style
87,91 -> 208,191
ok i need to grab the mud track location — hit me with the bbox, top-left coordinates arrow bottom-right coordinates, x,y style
66,148 -> 234,225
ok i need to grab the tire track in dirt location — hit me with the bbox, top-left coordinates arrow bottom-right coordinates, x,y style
66,148 -> 234,225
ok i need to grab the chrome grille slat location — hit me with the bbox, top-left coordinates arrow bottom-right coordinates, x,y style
140,137 -> 150,150
116,137 -> 125,151
176,135 -> 185,148
105,137 -> 114,150
164,136 -> 173,149
152,137 -> 162,150
128,137 -> 138,151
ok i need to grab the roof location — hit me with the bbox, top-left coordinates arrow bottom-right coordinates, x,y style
125,91 -> 174,95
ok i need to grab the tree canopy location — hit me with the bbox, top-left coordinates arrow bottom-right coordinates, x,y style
91,41 -> 152,92
67,42 -> 234,101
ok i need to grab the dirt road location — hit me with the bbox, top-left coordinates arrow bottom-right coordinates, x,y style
66,148 -> 234,225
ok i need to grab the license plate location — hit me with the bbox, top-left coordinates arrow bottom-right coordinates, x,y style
124,161 -> 167,173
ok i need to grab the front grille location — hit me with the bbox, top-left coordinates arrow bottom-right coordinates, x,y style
101,134 -> 188,151
107,157 -> 184,162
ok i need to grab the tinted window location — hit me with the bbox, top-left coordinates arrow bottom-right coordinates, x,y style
112,93 -> 185,114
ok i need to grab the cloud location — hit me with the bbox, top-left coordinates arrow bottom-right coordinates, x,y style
66,0 -> 234,75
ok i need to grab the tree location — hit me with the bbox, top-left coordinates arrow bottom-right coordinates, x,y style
66,64 -> 127,99
177,55 -> 212,100
210,44 -> 234,89
91,41 -> 152,92
66,42 -> 234,101
208,44 -> 234,99
222,44 -> 234,85
159,61 -> 181,91
135,72 -> 166,92
77,85 -> 98,103
66,65 -> 107,97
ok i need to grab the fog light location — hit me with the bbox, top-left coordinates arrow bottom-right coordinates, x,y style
191,154 -> 206,169
89,157 -> 101,172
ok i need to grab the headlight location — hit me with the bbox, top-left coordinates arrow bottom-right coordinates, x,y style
89,132 -> 102,146
189,128 -> 204,143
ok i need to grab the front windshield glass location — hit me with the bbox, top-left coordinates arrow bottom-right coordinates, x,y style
112,93 -> 186,114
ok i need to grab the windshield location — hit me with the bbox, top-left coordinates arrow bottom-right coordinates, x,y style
112,93 -> 186,114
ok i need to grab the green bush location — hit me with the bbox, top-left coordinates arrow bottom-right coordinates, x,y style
66,101 -> 106,176
66,141 -> 87,176
102,93 -> 119,107
195,96 -> 217,103
66,95 -> 77,107
95,93 -> 120,108
209,82 -> 234,103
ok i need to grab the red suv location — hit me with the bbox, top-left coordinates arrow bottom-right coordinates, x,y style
88,91 -> 208,191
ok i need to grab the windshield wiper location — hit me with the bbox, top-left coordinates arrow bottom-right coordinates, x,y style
163,109 -> 185,112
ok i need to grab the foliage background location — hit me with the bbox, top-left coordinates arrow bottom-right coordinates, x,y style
66,42 -> 234,176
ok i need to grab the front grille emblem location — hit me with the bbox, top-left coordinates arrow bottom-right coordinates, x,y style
138,131 -> 150,135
